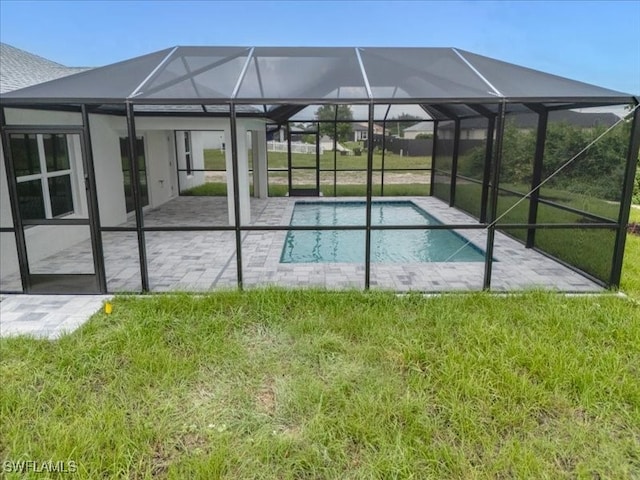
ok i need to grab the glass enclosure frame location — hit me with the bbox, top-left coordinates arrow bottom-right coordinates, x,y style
1,45 -> 638,294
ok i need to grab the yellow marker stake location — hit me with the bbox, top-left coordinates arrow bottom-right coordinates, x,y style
104,302 -> 113,315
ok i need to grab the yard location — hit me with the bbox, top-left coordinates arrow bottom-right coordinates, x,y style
180,148 -> 432,197
1,209 -> 639,478
2,33 -> 638,479
203,148 -> 432,172
1,220 -> 639,478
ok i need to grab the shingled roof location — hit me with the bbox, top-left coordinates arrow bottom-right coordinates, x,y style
0,43 -> 90,93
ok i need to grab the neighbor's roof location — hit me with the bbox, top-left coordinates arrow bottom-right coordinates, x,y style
0,46 -> 634,115
352,122 -> 384,132
0,43 -> 90,93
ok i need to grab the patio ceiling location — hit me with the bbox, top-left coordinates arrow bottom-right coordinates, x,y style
0,46 -> 635,121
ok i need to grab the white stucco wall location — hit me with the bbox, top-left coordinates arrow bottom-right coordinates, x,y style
403,131 -> 420,140
4,108 -> 82,126
89,114 -> 128,227
176,130 -> 206,192
0,109 -> 265,284
144,130 -> 176,206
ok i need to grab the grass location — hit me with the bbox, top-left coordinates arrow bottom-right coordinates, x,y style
183,148 -> 430,197
2,290 -> 640,479
621,206 -> 640,298
182,182 -> 430,197
204,149 -> 431,171
181,182 -> 234,197
447,182 -> 626,283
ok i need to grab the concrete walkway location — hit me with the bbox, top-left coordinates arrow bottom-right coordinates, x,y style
0,294 -> 111,340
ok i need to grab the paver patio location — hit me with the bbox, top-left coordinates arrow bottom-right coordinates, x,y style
0,294 -> 112,339
0,196 -> 602,293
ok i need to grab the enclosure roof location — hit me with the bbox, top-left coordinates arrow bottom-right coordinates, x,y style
0,46 -> 633,108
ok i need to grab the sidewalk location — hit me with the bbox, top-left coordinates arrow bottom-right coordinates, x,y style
0,294 -> 112,340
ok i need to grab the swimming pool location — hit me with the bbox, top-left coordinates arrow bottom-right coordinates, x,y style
280,201 -> 487,263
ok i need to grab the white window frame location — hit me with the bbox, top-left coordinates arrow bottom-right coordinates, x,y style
15,134 -> 79,219
184,131 -> 193,177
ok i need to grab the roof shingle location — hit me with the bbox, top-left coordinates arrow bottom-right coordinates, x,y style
0,42 -> 90,93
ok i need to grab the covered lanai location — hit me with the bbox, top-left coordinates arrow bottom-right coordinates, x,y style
0,46 -> 638,294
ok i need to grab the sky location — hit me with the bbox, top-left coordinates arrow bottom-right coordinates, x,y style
1,0 -> 639,95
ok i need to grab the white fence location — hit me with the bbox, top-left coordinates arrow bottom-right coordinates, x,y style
267,140 -> 324,155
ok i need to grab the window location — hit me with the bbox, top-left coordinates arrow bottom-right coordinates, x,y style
184,131 -> 193,175
120,137 -> 149,214
10,133 -> 76,220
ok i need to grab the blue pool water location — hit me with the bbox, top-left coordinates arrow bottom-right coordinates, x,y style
280,201 -> 487,263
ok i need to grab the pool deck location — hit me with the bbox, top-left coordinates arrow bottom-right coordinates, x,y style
1,196 -> 602,293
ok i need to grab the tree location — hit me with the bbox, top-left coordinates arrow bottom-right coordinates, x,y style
388,113 -> 422,137
456,119 -> 632,203
315,105 -> 353,143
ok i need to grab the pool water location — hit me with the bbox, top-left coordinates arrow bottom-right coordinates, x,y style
280,201 -> 487,263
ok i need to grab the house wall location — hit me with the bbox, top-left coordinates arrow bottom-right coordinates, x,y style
176,130 -> 211,192
1,111 -> 90,278
89,114 -> 128,227
404,130 -> 429,140
177,130 -> 226,193
0,109 -> 265,285
438,129 -> 455,140
144,130 -> 176,205
463,128 -> 488,140
439,128 -> 488,141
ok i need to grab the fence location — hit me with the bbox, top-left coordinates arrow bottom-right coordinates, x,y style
367,136 -> 485,157
267,140 -> 323,155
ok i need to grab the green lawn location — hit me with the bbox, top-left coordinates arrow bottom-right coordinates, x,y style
446,182 -> 626,283
4,154 -> 640,478
187,149 -> 430,198
621,207 -> 640,297
2,290 -> 639,479
182,182 -> 430,197
204,149 -> 431,171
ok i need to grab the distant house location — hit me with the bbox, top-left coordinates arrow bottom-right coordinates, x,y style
0,42 -> 90,93
437,110 -> 620,140
352,122 -> 384,141
403,121 -> 434,139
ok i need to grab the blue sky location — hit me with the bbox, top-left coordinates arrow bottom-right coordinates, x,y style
1,0 -> 639,94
